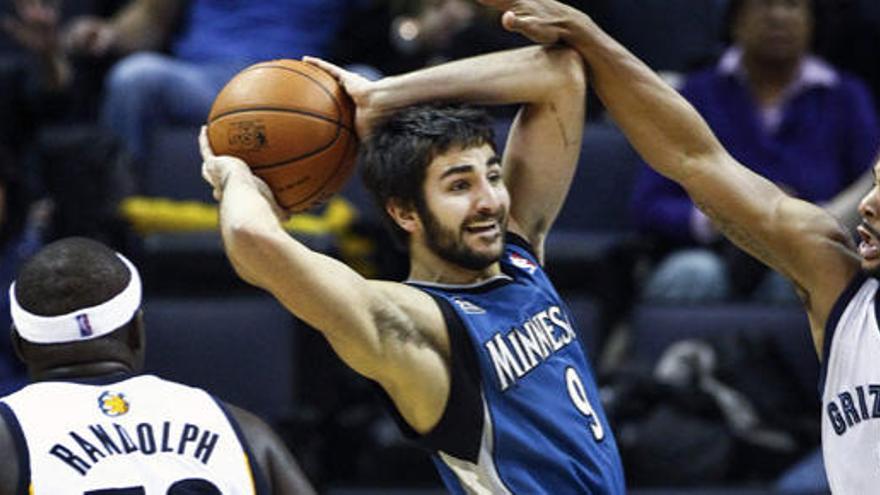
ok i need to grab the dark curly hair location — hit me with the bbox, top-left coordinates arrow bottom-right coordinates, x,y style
360,104 -> 496,247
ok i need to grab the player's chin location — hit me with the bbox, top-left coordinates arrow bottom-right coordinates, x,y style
861,257 -> 880,278
474,242 -> 504,265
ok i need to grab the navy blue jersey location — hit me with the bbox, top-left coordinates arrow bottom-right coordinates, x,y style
403,234 -> 625,494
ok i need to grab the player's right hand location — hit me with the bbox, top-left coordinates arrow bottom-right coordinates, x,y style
62,16 -> 116,56
199,127 -> 288,220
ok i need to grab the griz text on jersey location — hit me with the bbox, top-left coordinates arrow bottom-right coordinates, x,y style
484,305 -> 577,391
827,384 -> 880,436
49,420 -> 222,476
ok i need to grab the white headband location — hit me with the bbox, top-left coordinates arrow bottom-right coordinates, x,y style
9,253 -> 142,344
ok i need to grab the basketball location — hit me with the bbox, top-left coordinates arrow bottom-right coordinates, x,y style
207,59 -> 358,212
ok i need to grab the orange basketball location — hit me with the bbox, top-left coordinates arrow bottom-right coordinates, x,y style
207,59 -> 358,212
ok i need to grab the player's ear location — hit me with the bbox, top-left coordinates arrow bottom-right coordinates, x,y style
386,197 -> 419,234
128,310 -> 145,352
10,326 -> 25,363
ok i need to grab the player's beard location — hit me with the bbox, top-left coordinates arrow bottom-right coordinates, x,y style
419,204 -> 506,271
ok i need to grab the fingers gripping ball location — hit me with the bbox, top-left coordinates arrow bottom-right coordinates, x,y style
207,60 -> 358,212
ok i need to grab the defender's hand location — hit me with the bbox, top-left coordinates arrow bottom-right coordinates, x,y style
477,0 -> 577,45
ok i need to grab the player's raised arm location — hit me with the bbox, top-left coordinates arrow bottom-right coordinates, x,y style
200,129 -> 451,433
307,45 -> 587,261
480,0 -> 860,332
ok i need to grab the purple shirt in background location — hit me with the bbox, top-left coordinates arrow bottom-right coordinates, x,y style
630,47 -> 880,244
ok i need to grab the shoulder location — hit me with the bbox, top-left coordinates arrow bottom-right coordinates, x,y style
777,198 -> 861,320
225,403 -> 316,495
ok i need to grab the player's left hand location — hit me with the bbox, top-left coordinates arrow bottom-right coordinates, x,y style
302,56 -> 380,141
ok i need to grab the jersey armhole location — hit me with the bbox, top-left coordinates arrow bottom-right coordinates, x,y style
376,293 -> 485,463
818,272 -> 868,395
0,401 -> 30,495
211,398 -> 271,495
506,232 -> 538,260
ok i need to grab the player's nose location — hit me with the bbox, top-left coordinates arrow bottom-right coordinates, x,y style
474,179 -> 503,214
859,185 -> 879,220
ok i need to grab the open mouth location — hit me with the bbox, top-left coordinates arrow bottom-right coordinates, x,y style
465,222 -> 499,236
857,223 -> 880,260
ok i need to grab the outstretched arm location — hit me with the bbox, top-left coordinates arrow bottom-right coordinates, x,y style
307,45 -> 586,260
200,130 -> 451,433
478,0 -> 861,347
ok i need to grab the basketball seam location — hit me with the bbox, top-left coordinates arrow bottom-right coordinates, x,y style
240,64 -> 351,131
277,128 -> 356,210
227,62 -> 356,211
210,106 -> 354,134
249,120 -> 344,170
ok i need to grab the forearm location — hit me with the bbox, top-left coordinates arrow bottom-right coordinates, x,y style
367,45 -> 579,116
110,0 -> 180,52
217,171 -> 387,368
559,9 -> 724,183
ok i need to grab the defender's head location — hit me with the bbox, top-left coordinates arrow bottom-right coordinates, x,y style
361,104 -> 508,271
9,237 -> 144,378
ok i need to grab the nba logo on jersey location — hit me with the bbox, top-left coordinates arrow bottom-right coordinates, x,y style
509,252 -> 537,274
76,314 -> 93,337
453,298 -> 486,314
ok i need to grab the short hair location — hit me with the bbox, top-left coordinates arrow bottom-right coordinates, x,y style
14,237 -> 130,317
723,0 -> 816,43
360,104 -> 496,246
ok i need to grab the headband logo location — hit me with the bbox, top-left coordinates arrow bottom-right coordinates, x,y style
75,314 -> 93,337
98,391 -> 130,417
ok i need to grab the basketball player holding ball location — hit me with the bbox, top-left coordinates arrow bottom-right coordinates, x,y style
202,42 -> 626,494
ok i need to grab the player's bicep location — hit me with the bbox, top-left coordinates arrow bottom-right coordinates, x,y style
342,282 -> 452,433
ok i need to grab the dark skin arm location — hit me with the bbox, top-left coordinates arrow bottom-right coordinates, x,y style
0,414 -> 19,495
227,404 -> 316,495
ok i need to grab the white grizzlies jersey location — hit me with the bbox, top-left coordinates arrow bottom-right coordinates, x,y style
821,274 -> 880,493
0,374 -> 266,495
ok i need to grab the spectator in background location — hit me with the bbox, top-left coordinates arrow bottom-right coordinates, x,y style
63,0 -> 377,165
0,147 -> 49,396
631,0 -> 880,303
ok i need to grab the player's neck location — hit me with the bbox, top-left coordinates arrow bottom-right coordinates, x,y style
31,362 -> 136,382
408,246 -> 501,285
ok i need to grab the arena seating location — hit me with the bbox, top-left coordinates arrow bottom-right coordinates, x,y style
143,296 -> 300,426
629,303 -> 818,396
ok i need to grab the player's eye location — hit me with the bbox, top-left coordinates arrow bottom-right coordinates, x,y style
450,179 -> 470,191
